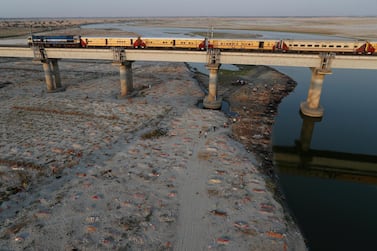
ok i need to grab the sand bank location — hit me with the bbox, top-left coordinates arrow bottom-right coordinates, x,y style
0,56 -> 307,250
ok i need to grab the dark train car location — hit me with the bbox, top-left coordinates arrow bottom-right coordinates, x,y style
28,35 -> 82,47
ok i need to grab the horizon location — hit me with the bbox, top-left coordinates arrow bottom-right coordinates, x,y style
2,0 -> 377,18
2,15 -> 377,20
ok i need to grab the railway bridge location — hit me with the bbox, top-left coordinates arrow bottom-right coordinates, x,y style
1,46 -> 377,117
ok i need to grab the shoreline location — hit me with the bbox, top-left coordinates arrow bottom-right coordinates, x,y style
189,62 -> 303,231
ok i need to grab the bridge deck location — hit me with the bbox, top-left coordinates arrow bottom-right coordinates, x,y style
1,47 -> 377,69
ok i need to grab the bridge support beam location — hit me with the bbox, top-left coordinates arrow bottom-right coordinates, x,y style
300,68 -> 326,117
300,53 -> 333,117
42,61 -> 54,92
51,59 -> 62,89
42,59 -> 65,93
117,61 -> 134,98
203,64 -> 222,109
300,68 -> 332,117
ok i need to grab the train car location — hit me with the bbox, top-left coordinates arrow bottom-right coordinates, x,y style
209,39 -> 249,50
141,38 -> 175,49
82,37 -> 139,48
81,37 -> 108,47
277,40 -> 376,54
28,35 -> 82,47
356,41 -> 376,54
106,37 -> 133,47
369,42 -> 377,54
174,38 -> 205,50
208,39 -> 277,51
131,37 -> 203,50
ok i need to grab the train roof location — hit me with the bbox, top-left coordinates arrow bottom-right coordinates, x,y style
281,39 -> 364,43
31,35 -> 78,39
80,36 -> 205,40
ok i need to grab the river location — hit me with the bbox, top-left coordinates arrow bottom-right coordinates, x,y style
273,66 -> 377,250
83,21 -> 377,250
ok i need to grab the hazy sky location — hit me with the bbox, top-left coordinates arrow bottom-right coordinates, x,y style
1,0 -> 377,18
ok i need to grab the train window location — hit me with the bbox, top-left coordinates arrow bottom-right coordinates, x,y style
300,44 -> 305,47
336,45 -> 342,48
322,45 -> 327,47
308,44 -> 313,47
293,44 -> 298,47
344,45 -> 349,48
315,45 -> 320,47
329,45 -> 334,48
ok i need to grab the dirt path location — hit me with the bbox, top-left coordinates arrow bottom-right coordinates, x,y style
176,124 -> 229,250
176,127 -> 209,250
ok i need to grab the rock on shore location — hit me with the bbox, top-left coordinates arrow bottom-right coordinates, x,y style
0,58 -> 306,250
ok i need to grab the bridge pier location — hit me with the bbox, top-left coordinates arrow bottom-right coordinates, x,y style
203,49 -> 222,109
42,61 -> 54,91
112,48 -> 134,98
33,46 -> 65,93
51,59 -> 62,89
203,64 -> 222,109
118,61 -> 134,98
300,53 -> 333,117
42,59 -> 65,93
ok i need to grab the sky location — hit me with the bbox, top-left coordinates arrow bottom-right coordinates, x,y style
1,0 -> 377,18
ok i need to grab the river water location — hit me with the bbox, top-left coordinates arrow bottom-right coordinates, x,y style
83,22 -> 377,250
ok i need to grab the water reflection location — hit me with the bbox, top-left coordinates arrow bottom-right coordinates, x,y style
274,112 -> 377,250
274,113 -> 377,185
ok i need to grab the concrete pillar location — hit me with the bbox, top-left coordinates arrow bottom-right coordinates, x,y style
119,61 -> 134,98
203,64 -> 222,109
208,66 -> 218,101
51,59 -> 62,89
42,59 -> 65,93
42,61 -> 55,92
300,67 -> 330,117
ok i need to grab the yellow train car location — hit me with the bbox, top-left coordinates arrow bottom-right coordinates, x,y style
256,40 -> 276,51
143,38 -> 175,48
174,38 -> 204,49
209,39 -> 276,51
369,41 -> 377,50
82,37 -> 107,47
106,37 -> 133,47
209,39 -> 250,50
364,41 -> 377,54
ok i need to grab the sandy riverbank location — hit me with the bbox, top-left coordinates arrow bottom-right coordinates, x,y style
0,54 -> 307,250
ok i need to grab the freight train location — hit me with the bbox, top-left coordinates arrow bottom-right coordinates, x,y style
27,35 -> 377,55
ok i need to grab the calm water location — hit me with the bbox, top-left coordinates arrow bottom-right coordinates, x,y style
273,67 -> 377,250
84,22 -> 377,250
